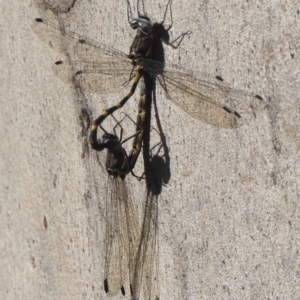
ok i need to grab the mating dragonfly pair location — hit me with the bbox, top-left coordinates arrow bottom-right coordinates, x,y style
31,5 -> 264,178
32,0 -> 264,298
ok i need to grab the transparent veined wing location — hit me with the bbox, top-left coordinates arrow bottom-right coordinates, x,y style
32,18 -> 265,128
32,18 -> 137,94
31,18 -> 129,63
142,58 -> 265,128
104,177 -> 140,297
52,60 -> 136,94
131,191 -> 159,300
51,56 -> 264,128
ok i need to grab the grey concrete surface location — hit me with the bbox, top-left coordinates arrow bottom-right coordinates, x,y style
1,0 -> 300,299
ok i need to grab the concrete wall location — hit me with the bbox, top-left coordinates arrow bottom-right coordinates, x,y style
1,0 -> 299,299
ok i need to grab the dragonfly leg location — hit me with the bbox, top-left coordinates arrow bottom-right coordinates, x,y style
164,30 -> 192,49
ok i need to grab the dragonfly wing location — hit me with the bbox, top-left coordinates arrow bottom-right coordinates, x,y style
140,59 -> 264,127
104,178 -> 140,297
161,70 -> 242,128
104,177 -> 127,296
131,192 -> 159,300
164,63 -> 265,112
123,183 -> 141,295
73,34 -> 129,64
31,18 -> 129,63
158,66 -> 265,127
52,60 -> 136,94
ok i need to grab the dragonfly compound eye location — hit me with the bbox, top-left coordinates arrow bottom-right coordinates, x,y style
137,18 -> 153,34
130,18 -> 139,29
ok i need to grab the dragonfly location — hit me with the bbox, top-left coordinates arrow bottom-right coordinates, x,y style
31,2 -> 264,152
96,115 -> 141,297
98,112 -> 159,299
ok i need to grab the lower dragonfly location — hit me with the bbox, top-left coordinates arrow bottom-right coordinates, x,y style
99,127 -> 160,300
98,116 -> 159,300
97,114 -> 141,297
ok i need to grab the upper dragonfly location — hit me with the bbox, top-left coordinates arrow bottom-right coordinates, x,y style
31,6 -> 264,130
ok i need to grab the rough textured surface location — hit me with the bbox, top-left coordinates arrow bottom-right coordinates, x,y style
1,0 -> 300,299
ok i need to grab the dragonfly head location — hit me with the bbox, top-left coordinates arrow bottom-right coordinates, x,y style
98,133 -> 122,151
130,17 -> 153,35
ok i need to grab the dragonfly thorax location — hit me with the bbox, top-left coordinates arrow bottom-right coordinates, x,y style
106,147 -> 129,179
129,30 -> 154,61
98,133 -> 129,179
99,133 -> 122,152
